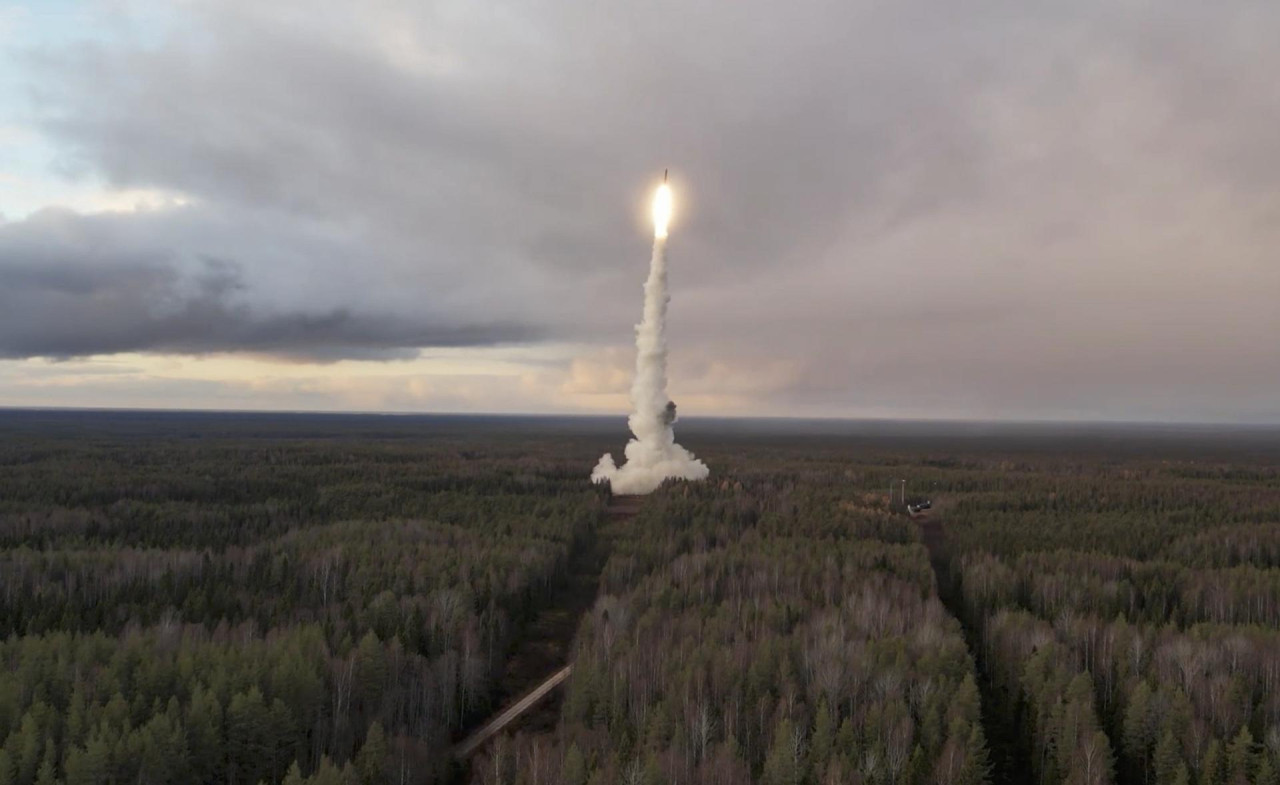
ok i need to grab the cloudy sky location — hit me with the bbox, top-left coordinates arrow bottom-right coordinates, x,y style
1,0 -> 1277,422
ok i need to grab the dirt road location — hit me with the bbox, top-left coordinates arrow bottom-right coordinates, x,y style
454,665 -> 573,758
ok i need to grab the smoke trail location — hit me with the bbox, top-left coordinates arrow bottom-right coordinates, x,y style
592,219 -> 709,495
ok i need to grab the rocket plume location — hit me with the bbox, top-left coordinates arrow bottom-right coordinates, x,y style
592,178 -> 710,495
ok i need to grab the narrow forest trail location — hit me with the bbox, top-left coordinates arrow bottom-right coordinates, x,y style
918,516 -> 1029,785
453,495 -> 642,767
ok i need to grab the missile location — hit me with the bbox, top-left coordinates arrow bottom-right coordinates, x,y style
664,168 -> 668,183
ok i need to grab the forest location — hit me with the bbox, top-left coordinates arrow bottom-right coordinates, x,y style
1,411 -> 1279,784
0,412 -> 604,784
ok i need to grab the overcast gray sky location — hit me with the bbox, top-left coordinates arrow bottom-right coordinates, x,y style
1,0 -> 1277,422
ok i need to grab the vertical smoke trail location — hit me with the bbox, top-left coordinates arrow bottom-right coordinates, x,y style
592,181 -> 709,495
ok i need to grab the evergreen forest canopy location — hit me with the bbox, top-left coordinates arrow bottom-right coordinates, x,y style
0,410 -> 1278,785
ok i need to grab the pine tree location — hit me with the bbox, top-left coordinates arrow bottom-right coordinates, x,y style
642,753 -> 664,785
585,768 -> 610,785
762,717 -> 803,785
561,744 -> 587,785
355,723 -> 388,785
810,702 -> 835,777
352,633 -> 388,717
1226,727 -> 1255,785
186,685 -> 223,785
962,722 -> 990,785
308,757 -> 356,785
12,713 -> 42,785
66,686 -> 89,750
905,746 -> 928,784
1124,681 -> 1153,778
136,710 -> 191,785
950,675 -> 983,725
1255,759 -> 1280,785
835,717 -> 857,765
1153,730 -> 1184,784
33,744 -> 56,785
282,762 -> 305,785
228,687 -> 271,785
1203,739 -> 1225,785
266,698 -> 297,784
0,750 -> 15,785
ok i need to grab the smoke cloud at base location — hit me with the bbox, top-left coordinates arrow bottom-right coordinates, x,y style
592,220 -> 710,495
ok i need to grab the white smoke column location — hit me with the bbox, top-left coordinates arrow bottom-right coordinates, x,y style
592,180 -> 710,495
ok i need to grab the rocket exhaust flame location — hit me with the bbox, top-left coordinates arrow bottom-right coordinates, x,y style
592,175 -> 710,495
652,182 -> 672,239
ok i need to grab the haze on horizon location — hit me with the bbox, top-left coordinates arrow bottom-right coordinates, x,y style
1,0 -> 1277,424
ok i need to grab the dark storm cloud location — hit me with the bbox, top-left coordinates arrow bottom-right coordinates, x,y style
5,0 -> 1280,419
0,209 -> 536,359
